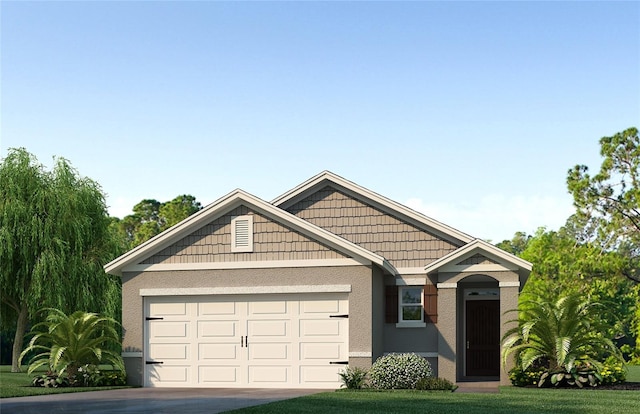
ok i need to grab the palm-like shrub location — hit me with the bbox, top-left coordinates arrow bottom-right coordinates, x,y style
19,308 -> 125,385
501,294 -> 623,387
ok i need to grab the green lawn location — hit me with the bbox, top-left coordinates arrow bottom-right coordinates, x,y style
0,366 -> 131,398
227,387 -> 639,414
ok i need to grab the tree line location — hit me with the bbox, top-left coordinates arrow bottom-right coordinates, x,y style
1,127 -> 639,371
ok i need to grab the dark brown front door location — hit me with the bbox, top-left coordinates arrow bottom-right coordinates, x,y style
465,300 -> 500,377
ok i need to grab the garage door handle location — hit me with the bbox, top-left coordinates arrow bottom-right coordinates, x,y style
330,314 -> 349,318
146,361 -> 163,365
329,361 -> 349,365
146,317 -> 164,321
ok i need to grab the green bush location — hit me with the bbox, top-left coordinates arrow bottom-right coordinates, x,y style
599,357 -> 627,385
32,372 -> 70,388
415,377 -> 457,391
510,357 -> 627,388
368,353 -> 432,389
339,366 -> 368,389
509,365 -> 546,387
20,308 -> 126,387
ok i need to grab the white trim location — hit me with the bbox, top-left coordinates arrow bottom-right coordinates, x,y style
271,171 -> 474,245
424,239 -> 533,274
437,282 -> 457,289
384,352 -> 438,358
395,321 -> 427,328
123,258 -> 366,273
395,267 -> 427,275
349,352 -> 372,358
499,281 -> 520,287
440,263 -> 518,273
121,352 -> 143,358
395,276 -> 427,286
139,284 -> 352,296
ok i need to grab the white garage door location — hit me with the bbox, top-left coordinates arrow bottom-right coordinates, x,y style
144,293 -> 349,388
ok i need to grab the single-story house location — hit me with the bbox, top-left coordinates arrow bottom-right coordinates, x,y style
105,171 -> 531,388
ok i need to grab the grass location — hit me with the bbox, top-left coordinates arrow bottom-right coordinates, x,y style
227,387 -> 640,414
0,366 -> 131,398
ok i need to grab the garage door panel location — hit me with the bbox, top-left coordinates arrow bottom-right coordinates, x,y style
148,366 -> 190,384
198,320 -> 237,337
249,343 -> 289,360
249,366 -> 290,383
150,321 -> 188,338
199,366 -> 239,383
300,343 -> 341,360
199,301 -> 235,316
199,343 -> 238,360
300,366 -> 343,383
300,319 -> 341,337
301,300 -> 340,314
249,300 -> 288,315
149,302 -> 187,316
249,320 -> 289,337
149,343 -> 188,360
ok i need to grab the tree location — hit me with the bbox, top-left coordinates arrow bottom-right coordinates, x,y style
517,227 -> 637,345
0,148 -> 120,372
113,195 -> 202,249
19,308 -> 125,385
567,127 -> 640,282
501,294 -> 623,387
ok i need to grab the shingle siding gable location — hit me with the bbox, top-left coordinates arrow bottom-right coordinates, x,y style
142,205 -> 348,264
285,186 -> 458,268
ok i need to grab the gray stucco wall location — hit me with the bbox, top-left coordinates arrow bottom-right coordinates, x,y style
121,265 -> 376,385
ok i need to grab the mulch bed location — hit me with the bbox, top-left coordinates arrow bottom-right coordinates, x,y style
592,382 -> 640,390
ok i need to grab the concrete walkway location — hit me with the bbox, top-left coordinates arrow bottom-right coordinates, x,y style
455,381 -> 500,393
0,387 -> 325,414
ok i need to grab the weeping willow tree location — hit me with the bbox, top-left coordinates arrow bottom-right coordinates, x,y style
0,148 -> 121,372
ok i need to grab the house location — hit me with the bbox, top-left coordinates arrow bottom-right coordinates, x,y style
104,171 -> 531,388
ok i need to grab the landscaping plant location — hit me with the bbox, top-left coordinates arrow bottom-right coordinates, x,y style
368,353 -> 432,389
415,376 -> 457,391
19,308 -> 125,387
339,366 -> 368,389
502,293 -> 624,388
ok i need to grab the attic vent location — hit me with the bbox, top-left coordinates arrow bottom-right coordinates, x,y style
231,215 -> 253,252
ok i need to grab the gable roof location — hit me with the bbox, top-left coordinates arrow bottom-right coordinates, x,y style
272,170 -> 474,245
104,189 -> 398,277
423,238 -> 532,281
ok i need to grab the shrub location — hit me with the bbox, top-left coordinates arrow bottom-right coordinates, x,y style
339,366 -> 368,389
502,294 -> 624,388
600,356 -> 627,385
368,353 -> 432,389
32,372 -> 70,388
415,377 -> 457,391
511,357 -> 627,389
508,365 -> 546,387
19,308 -> 126,387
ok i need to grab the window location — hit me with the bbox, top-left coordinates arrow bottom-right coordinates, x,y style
231,215 -> 253,252
385,284 -> 437,327
399,287 -> 424,323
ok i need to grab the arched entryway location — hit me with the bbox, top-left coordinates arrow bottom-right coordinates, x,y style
459,275 -> 500,379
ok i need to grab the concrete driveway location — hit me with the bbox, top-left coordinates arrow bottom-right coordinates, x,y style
0,387 -> 326,414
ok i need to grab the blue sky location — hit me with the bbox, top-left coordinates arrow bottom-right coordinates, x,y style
1,1 -> 638,242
